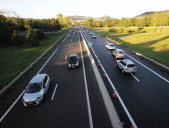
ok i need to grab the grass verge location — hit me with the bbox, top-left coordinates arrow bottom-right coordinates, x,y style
90,28 -> 169,67
0,31 -> 66,90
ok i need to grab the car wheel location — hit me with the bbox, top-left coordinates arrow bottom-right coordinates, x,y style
122,69 -> 125,73
116,63 -> 118,67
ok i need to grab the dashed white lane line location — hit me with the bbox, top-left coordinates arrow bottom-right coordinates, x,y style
131,74 -> 140,82
65,55 -> 67,60
69,44 -> 70,48
37,48 -> 58,74
51,84 -> 58,100
107,51 -> 111,55
62,37 -> 67,42
126,54 -> 169,84
0,47 -> 59,123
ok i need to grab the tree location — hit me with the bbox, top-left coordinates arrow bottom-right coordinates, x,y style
12,30 -> 23,46
26,27 -> 39,47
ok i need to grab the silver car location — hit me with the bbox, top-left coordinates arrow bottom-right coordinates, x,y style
112,49 -> 125,59
106,43 -> 116,50
22,74 -> 50,107
116,59 -> 137,73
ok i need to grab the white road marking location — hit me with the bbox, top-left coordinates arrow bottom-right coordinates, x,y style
69,44 -> 70,48
131,74 -> 140,82
107,51 -> 111,55
81,30 -> 137,128
90,48 -> 138,128
0,90 -> 25,123
126,54 -> 169,83
37,48 -> 58,74
65,55 -> 67,60
62,37 -> 67,42
0,47 -> 59,123
78,30 -> 94,128
51,84 -> 58,100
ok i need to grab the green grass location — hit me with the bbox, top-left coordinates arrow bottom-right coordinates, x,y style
91,28 -> 169,67
0,31 -> 66,89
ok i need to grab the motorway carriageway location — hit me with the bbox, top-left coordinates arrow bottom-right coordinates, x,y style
81,27 -> 169,128
0,27 -> 112,128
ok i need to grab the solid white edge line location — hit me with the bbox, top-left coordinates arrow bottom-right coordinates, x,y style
78,30 -> 94,128
0,90 -> 25,123
51,84 -> 58,100
62,37 -> 67,42
37,48 -> 58,74
81,30 -> 137,128
126,54 -> 169,83
0,47 -> 59,123
90,47 -> 137,128
131,74 -> 140,82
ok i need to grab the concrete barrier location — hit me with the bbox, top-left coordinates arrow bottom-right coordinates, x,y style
0,33 -> 67,96
80,31 -> 122,128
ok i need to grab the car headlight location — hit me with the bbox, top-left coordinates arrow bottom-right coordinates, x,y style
36,95 -> 42,101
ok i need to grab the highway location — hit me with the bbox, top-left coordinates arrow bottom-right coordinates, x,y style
0,27 -> 112,128
81,27 -> 169,128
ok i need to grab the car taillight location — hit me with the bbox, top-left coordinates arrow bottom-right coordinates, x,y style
125,68 -> 129,70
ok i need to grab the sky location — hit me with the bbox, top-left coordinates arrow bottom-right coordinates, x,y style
0,0 -> 169,19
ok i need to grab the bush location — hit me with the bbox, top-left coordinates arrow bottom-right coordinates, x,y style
135,28 -> 143,33
34,29 -> 45,40
116,28 -> 125,33
26,27 -> 39,47
109,28 -> 117,32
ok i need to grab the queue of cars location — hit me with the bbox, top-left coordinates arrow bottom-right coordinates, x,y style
89,30 -> 137,74
22,31 -> 80,107
105,42 -> 137,74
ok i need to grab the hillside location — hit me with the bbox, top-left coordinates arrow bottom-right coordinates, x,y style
69,15 -> 111,23
136,10 -> 169,18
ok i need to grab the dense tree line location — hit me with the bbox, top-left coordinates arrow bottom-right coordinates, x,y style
82,12 -> 169,28
0,13 -> 72,46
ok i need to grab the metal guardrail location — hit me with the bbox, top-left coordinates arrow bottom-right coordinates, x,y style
0,33 -> 66,96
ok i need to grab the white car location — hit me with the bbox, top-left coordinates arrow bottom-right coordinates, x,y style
66,34 -> 71,38
112,49 -> 125,59
106,43 -> 116,50
116,59 -> 137,73
22,74 -> 50,107
92,34 -> 97,38
90,32 -> 93,35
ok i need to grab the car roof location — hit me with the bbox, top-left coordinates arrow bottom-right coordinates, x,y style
30,74 -> 47,83
108,43 -> 114,45
69,54 -> 78,58
122,59 -> 134,65
116,49 -> 124,52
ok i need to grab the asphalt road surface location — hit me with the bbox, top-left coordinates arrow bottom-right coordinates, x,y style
81,27 -> 169,128
0,27 -> 112,128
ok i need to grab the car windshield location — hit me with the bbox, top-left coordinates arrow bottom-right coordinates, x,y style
68,56 -> 77,64
127,64 -> 135,68
110,45 -> 114,46
119,51 -> 124,54
26,82 -> 42,93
